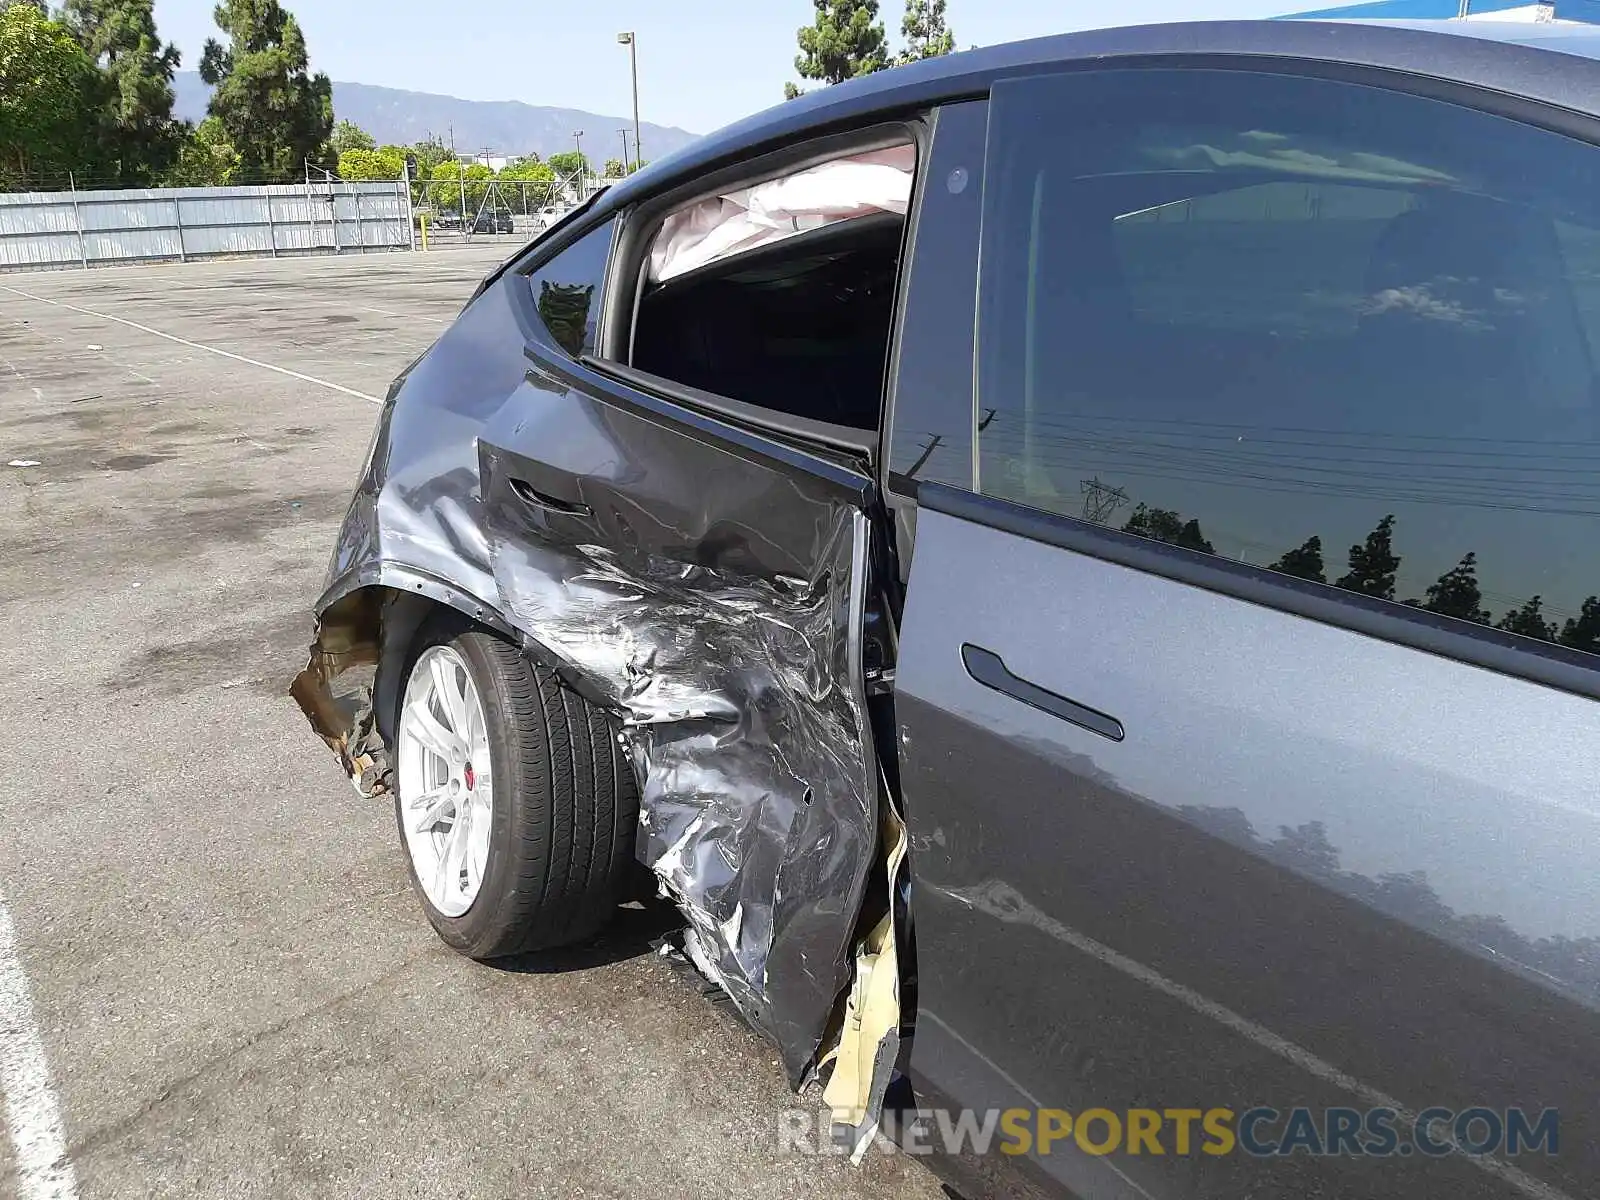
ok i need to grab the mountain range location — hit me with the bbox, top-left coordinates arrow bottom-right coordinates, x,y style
171,72 -> 703,164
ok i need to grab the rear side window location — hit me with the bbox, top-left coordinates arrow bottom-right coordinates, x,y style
625,143 -> 916,433
977,69 -> 1600,658
527,218 -> 616,358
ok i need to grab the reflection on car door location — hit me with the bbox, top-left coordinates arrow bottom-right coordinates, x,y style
895,66 -> 1600,1200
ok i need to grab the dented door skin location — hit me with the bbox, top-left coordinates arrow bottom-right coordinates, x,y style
476,335 -> 883,1083
297,215 -> 884,1085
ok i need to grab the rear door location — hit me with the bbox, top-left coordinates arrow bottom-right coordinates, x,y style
468,159 -> 900,1084
894,65 -> 1600,1199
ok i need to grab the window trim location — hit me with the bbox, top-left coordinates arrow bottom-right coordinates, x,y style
952,60 -> 1600,702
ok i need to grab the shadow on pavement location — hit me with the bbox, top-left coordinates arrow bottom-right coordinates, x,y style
490,897 -> 684,974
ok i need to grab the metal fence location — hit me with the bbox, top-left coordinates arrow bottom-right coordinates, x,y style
0,180 -> 413,272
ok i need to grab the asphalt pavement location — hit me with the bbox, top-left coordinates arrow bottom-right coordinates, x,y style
0,247 -> 945,1200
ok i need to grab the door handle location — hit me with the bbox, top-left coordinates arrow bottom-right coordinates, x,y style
961,644 -> 1125,742
508,476 -> 593,518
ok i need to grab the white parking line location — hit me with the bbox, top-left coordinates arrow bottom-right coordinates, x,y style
0,284 -> 381,405
0,897 -> 78,1200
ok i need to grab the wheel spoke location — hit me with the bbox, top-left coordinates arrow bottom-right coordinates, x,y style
411,790 -> 453,833
432,835 -> 455,900
406,700 -> 459,762
431,654 -> 468,735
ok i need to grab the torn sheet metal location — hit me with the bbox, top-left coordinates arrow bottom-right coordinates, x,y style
822,790 -> 910,1161
480,457 -> 881,1082
292,277 -> 885,1085
289,589 -> 387,795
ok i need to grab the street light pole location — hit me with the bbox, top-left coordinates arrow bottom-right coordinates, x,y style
617,31 -> 641,170
572,130 -> 585,200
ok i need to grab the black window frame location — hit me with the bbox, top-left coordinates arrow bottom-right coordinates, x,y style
576,118 -> 931,460
948,57 -> 1600,703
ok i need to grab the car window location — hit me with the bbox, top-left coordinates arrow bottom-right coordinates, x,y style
527,218 -> 616,358
977,68 -> 1600,658
623,143 -> 916,433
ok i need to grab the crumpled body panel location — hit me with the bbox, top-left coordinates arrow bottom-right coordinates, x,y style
301,278 -> 880,1083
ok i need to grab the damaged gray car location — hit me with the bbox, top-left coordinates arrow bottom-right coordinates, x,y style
296,20 -> 1600,1200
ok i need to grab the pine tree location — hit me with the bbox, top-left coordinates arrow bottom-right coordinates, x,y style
1420,553 -> 1491,624
1335,515 -> 1401,600
1123,504 -> 1215,554
1269,536 -> 1326,584
63,0 -> 182,183
1496,596 -> 1558,642
1560,596 -> 1600,654
200,0 -> 332,181
899,0 -> 954,63
787,0 -> 888,98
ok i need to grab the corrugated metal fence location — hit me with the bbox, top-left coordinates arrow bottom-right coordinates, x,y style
0,181 -> 413,272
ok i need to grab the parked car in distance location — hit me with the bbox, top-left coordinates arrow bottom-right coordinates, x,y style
294,20 -> 1600,1200
472,207 -> 515,235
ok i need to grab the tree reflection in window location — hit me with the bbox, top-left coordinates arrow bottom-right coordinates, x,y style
537,281 -> 595,359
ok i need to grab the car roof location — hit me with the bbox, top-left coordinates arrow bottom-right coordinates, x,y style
1335,18 -> 1600,59
595,19 -> 1600,218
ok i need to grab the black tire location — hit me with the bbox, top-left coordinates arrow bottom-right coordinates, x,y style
393,612 -> 640,959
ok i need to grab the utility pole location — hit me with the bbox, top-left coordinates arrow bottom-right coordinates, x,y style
618,128 -> 631,175
1080,477 -> 1130,525
617,31 -> 641,169
573,130 -> 585,200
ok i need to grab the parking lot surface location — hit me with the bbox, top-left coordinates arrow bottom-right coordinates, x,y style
0,249 -> 944,1200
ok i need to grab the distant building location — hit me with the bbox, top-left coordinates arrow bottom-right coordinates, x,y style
1286,0 -> 1600,21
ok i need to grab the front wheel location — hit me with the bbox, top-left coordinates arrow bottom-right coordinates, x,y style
392,617 -> 639,958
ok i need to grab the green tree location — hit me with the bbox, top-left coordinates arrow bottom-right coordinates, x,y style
498,155 -> 556,212
1122,504 -> 1215,554
1335,515 -> 1400,600
427,159 -> 490,212
1559,596 -> 1600,654
1418,552 -> 1490,624
0,3 -> 101,188
546,149 -> 586,178
199,0 -> 333,181
1269,536 -> 1326,584
408,135 -> 453,174
603,156 -> 625,179
62,0 -> 183,183
164,113 -> 239,184
898,0 -> 953,63
404,135 -> 453,203
337,144 -> 402,181
787,0 -> 888,98
331,117 -> 373,155
1496,596 -> 1558,642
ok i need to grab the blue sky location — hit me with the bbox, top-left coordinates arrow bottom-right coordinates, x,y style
149,1 -> 1294,134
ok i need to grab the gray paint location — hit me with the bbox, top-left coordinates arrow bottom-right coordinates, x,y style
896,506 -> 1598,1198
316,270 -> 881,1083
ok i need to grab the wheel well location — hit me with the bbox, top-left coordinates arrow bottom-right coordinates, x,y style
291,584 -> 503,794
